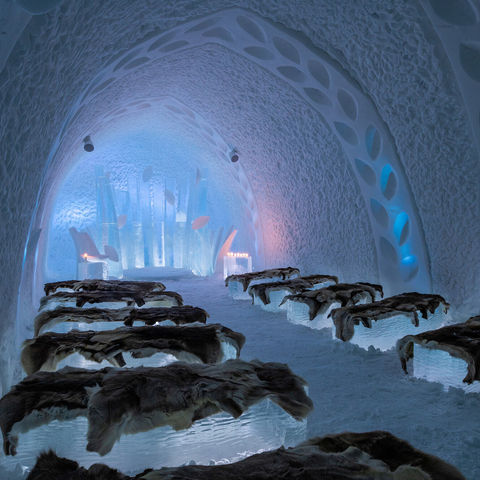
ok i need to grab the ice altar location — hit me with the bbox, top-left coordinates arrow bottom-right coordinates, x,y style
223,252 -> 252,279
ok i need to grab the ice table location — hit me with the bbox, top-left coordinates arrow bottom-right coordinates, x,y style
0,399 -> 308,475
44,279 -> 166,296
21,324 -> 245,374
330,292 -> 449,351
34,305 -> 208,336
282,282 -> 383,330
248,275 -> 338,312
397,315 -> 480,393
225,267 -> 300,300
24,430 -> 466,480
0,361 -> 312,459
38,290 -> 183,312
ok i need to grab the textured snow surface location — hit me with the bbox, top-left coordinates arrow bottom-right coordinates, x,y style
2,277 -> 480,478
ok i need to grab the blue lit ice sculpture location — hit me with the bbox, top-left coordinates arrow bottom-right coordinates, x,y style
94,167 -> 122,278
52,155 -> 252,281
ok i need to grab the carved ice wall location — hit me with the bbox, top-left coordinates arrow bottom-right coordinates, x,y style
45,9 -> 430,293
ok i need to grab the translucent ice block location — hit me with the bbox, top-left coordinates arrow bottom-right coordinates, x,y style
228,280 -> 252,300
249,274 -> 299,287
49,335 -> 239,371
348,309 -> 446,352
223,254 -> 252,279
285,300 -> 338,330
54,351 -> 178,370
308,280 -> 337,290
0,399 -> 307,475
38,298 -> 124,311
39,296 -> 179,312
412,345 -> 480,393
43,319 -> 187,336
138,297 -> 180,308
253,289 -> 291,312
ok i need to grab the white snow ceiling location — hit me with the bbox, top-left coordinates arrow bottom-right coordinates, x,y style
0,0 -> 479,388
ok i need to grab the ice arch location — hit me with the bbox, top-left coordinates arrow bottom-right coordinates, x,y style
51,8 -> 430,293
421,0 -> 480,153
41,96 -> 263,282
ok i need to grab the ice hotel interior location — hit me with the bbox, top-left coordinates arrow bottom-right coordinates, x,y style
0,0 -> 479,479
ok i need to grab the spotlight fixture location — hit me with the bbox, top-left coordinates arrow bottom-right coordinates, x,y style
83,135 -> 94,152
229,148 -> 239,163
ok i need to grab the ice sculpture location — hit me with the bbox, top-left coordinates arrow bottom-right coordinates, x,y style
56,157 -> 252,281
68,228 -> 117,280
163,177 -> 176,268
281,282 -> 383,330
34,305 -> 209,336
330,292 -> 449,351
223,252 -> 252,279
21,324 -> 245,374
38,290 -> 183,311
225,267 -> 300,300
0,360 -> 313,456
95,167 -> 123,278
28,431 -> 465,480
248,275 -> 338,312
397,315 -> 480,393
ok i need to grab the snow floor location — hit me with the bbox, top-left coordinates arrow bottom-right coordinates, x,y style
1,275 -> 479,479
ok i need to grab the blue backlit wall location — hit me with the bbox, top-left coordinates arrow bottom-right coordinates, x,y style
45,126 -> 256,280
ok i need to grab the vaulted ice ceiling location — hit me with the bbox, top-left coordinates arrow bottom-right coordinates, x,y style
0,0 -> 479,390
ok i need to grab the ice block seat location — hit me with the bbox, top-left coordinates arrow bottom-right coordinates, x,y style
38,289 -> 183,312
248,274 -> 338,312
21,324 -> 245,374
0,360 -> 312,457
397,315 -> 480,393
34,305 -> 209,336
225,267 -> 300,300
281,282 -> 383,330
330,292 -> 449,351
44,279 -> 166,296
10,399 -> 308,474
28,430 -> 465,480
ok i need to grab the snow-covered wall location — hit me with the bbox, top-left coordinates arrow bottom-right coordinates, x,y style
0,0 -> 479,392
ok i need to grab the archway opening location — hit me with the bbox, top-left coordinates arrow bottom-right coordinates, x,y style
43,110 -> 261,284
